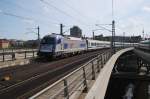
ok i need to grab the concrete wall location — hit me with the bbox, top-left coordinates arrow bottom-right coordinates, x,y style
85,48 -> 134,99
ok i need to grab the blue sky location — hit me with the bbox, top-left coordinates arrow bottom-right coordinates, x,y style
0,0 -> 150,40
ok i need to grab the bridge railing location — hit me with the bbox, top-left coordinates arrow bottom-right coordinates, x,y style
0,49 -> 38,62
29,50 -> 112,99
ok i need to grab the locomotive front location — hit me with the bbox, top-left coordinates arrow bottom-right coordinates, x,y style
37,34 -> 58,57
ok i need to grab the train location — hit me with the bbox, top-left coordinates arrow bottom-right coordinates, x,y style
138,40 -> 150,50
37,33 -> 133,58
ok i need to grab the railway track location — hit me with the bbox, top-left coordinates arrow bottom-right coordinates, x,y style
0,48 -> 110,99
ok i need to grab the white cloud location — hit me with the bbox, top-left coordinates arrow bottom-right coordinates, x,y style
0,9 -> 3,13
117,16 -> 145,36
0,0 -> 149,40
22,19 -> 35,25
143,6 -> 150,12
42,5 -> 50,13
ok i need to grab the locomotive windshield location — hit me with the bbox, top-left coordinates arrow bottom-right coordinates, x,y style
41,37 -> 55,44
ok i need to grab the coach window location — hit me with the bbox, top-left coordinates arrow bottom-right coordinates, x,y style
92,43 -> 94,46
57,39 -> 61,44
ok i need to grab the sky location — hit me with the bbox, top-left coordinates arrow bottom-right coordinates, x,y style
0,0 -> 150,40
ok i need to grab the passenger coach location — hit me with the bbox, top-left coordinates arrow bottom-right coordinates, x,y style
138,40 -> 150,50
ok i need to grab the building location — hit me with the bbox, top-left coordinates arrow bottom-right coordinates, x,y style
24,40 -> 39,48
0,39 -> 10,48
9,39 -> 25,48
9,39 -> 38,48
95,34 -> 105,40
70,26 -> 82,38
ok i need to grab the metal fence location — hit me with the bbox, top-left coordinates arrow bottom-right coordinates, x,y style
0,48 -> 37,52
30,51 -> 112,99
0,49 -> 38,62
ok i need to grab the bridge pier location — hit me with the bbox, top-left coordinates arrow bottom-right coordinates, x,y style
137,57 -> 150,74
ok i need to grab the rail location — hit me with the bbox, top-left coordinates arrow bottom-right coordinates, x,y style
29,50 -> 112,99
0,49 -> 38,62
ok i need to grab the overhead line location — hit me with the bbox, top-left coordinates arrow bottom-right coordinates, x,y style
40,0 -> 89,26
1,11 -> 33,20
1,0 -> 94,27
61,0 -> 98,25
95,24 -> 112,32
62,0 -> 92,21
112,0 -> 114,20
0,0 -> 61,25
0,10 -> 60,27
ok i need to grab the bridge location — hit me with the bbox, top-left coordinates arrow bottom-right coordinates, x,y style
28,47 -> 150,99
85,48 -> 133,99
